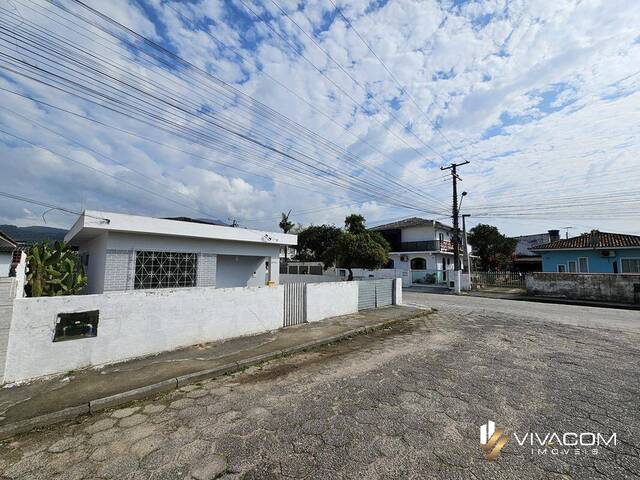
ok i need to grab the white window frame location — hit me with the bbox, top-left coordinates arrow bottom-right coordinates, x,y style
557,264 -> 566,273
578,257 -> 589,273
567,260 -> 577,273
620,257 -> 640,274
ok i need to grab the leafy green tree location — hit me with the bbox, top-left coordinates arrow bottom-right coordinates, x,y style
279,210 -> 295,262
26,241 -> 87,297
294,224 -> 342,265
467,224 -> 517,271
334,214 -> 390,280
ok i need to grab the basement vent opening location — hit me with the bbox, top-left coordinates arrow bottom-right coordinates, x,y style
53,310 -> 99,342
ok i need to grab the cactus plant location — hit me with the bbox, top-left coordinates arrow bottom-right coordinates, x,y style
26,241 -> 87,297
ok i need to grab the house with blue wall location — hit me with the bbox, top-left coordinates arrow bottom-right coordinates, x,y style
531,230 -> 640,274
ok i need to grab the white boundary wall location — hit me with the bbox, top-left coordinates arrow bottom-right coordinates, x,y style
306,282 -> 359,322
4,285 -> 283,383
3,278 -> 403,383
280,274 -> 344,284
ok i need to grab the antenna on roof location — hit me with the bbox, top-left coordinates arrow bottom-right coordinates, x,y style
561,226 -> 574,239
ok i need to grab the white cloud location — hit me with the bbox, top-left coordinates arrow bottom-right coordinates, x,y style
0,0 -> 639,236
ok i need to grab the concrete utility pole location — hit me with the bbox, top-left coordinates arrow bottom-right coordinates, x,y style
441,161 -> 470,293
441,161 -> 470,272
462,214 -> 471,274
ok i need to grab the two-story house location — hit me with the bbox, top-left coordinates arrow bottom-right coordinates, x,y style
371,217 -> 466,286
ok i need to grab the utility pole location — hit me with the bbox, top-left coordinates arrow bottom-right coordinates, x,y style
462,214 -> 471,274
441,161 -> 470,293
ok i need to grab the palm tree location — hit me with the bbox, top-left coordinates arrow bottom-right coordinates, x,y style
279,210 -> 294,263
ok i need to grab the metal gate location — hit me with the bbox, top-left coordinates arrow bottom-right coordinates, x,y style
283,282 -> 306,327
358,280 -> 376,310
375,279 -> 393,307
358,279 -> 394,310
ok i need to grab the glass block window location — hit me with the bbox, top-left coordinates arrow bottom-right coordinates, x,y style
134,251 -> 197,289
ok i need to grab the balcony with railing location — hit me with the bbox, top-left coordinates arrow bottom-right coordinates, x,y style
392,240 -> 455,252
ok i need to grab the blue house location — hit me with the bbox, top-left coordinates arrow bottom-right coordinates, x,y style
531,230 -> 640,274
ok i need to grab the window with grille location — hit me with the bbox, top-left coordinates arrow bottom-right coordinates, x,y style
621,259 -> 640,273
134,251 -> 198,289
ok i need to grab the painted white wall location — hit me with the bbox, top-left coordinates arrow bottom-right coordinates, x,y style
105,232 -> 281,258
401,225 -> 435,243
434,227 -> 452,241
394,278 -> 403,304
14,252 -> 26,298
280,274 -> 344,284
66,210 -> 297,247
0,252 -> 11,277
76,232 -> 282,293
4,285 -> 284,383
306,282 -> 358,322
80,233 -> 107,294
216,255 -> 266,288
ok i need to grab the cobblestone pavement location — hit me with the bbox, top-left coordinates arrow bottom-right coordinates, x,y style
1,301 -> 639,479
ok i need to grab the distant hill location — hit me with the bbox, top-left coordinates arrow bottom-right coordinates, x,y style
0,224 -> 67,244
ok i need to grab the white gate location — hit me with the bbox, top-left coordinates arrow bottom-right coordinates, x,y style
358,280 -> 376,310
283,282 -> 306,327
375,279 -> 393,307
358,279 -> 394,310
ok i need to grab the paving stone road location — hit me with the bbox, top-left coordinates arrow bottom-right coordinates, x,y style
1,297 -> 639,479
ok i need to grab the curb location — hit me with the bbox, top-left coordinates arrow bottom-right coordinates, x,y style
0,309 -> 430,440
463,292 -> 640,311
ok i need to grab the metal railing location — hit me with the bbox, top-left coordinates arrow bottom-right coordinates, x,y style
471,271 -> 526,288
396,240 -> 455,252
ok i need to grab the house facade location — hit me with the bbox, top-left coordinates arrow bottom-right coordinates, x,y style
0,231 -> 17,277
371,217 -> 466,285
65,210 -> 297,294
531,230 -> 640,274
512,229 -> 559,272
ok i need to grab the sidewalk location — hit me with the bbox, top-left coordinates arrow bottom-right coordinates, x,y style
0,305 -> 427,439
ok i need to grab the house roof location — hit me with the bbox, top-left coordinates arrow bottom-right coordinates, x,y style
65,210 -> 297,246
514,232 -> 550,257
0,230 -> 17,252
370,217 -> 453,232
532,230 -> 640,251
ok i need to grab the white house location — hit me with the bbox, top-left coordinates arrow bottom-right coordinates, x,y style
370,217 -> 468,286
0,231 -> 17,277
64,210 -> 297,294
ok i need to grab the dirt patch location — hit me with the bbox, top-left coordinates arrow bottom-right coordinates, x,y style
235,315 -> 431,386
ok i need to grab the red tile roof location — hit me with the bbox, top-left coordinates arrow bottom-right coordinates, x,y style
532,230 -> 640,250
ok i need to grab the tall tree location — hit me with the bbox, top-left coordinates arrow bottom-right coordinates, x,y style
334,214 -> 390,280
467,224 -> 517,271
279,210 -> 294,262
295,224 -> 342,265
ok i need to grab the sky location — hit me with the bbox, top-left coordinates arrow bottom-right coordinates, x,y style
0,0 -> 639,237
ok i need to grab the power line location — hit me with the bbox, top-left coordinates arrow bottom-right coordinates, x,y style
0,190 -> 110,223
1,1 -> 450,215
268,0 -> 451,166
235,0 -> 451,201
162,1 -> 446,199
326,0 -> 472,165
